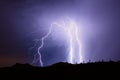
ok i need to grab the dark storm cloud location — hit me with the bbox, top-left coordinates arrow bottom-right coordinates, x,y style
0,0 -> 80,66
0,0 -> 120,66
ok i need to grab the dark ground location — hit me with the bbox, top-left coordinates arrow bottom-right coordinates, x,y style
0,61 -> 120,79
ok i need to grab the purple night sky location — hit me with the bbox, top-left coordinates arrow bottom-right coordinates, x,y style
0,0 -> 120,67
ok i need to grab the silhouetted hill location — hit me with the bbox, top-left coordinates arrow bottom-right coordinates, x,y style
0,61 -> 120,79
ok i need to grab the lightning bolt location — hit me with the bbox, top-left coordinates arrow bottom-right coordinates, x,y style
32,17 -> 82,66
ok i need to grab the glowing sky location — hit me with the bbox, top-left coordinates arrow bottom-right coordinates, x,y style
0,0 -> 120,67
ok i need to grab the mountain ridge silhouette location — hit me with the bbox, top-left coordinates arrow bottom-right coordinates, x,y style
0,61 -> 120,79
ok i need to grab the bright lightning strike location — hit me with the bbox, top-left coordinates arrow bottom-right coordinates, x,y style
32,17 -> 83,66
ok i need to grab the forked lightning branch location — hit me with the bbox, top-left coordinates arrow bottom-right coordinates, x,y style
32,17 -> 82,66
